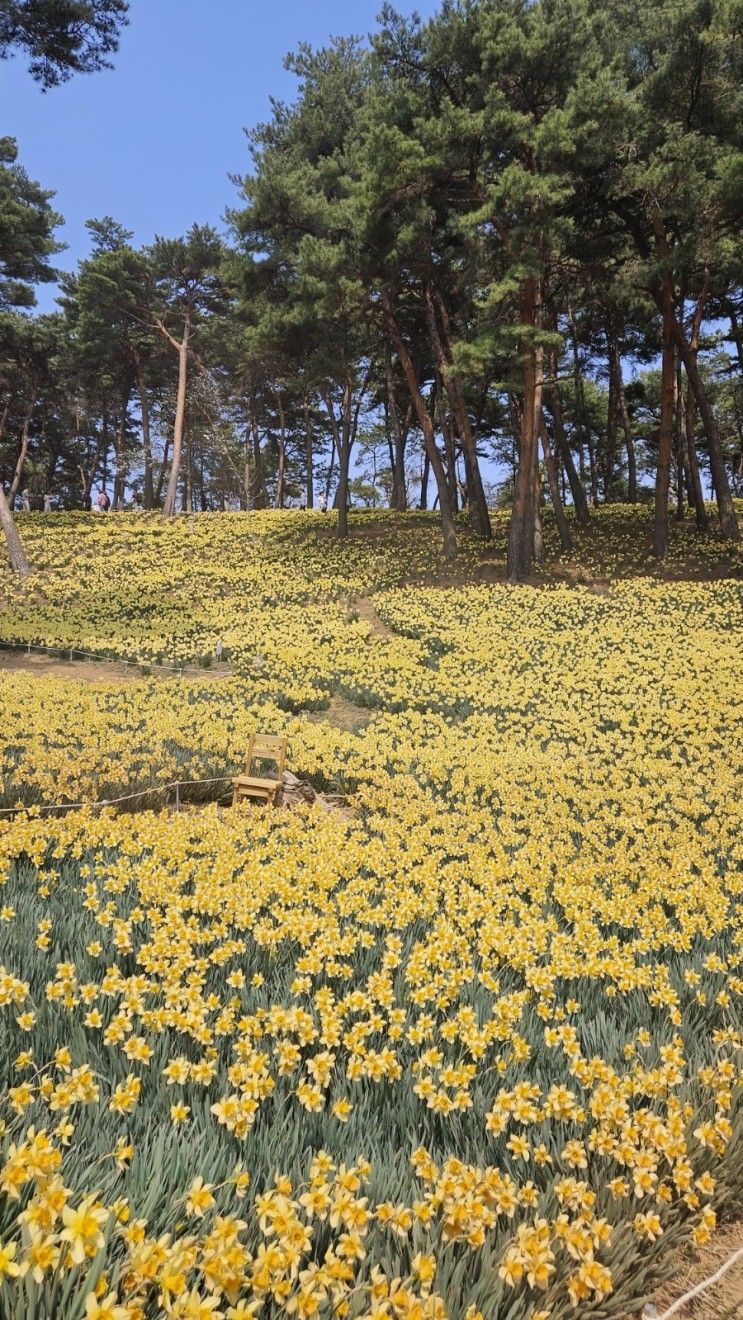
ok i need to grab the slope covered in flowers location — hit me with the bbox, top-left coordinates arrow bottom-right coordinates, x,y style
0,508 -> 741,1319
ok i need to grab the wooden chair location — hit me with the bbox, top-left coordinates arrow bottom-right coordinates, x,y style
232,733 -> 288,808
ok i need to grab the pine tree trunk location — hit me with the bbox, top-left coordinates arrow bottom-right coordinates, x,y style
680,282 -> 708,531
428,286 -> 491,539
247,387 -> 267,510
382,289 -> 456,558
162,332 -> 189,518
337,379 -> 352,540
546,350 -> 590,525
274,389 -> 286,510
654,279 -> 677,560
8,408 -> 32,506
134,353 -> 154,509
672,322 -> 739,542
385,347 -> 408,511
184,429 -> 193,513
113,402 -> 128,509
675,362 -> 685,521
533,454 -> 545,563
586,434 -> 598,507
437,387 -> 459,513
508,277 -> 542,582
155,432 -> 171,508
324,381 -> 354,539
0,401 -> 29,574
540,415 -> 573,551
0,481 -> 30,576
684,391 -> 708,530
419,450 -> 430,511
604,330 -> 618,502
608,335 -> 637,503
568,306 -> 592,504
303,393 -> 314,509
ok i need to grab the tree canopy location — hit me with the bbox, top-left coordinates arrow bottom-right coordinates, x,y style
0,0 -> 128,87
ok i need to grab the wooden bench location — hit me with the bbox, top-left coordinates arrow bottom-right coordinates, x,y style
232,733 -> 288,808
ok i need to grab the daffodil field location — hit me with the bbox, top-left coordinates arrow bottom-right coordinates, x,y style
0,508 -> 741,1320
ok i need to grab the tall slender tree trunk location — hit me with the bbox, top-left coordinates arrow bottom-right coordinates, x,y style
385,346 -> 408,511
427,285 -> 491,539
683,392 -> 707,530
507,393 -> 521,485
183,428 -> 193,513
540,415 -> 572,551
508,277 -> 543,582
672,320 -> 739,542
134,353 -> 154,509
654,277 -> 677,560
675,360 -> 685,521
198,446 -> 207,512
8,407 -> 32,506
113,400 -> 129,510
0,483 -> 29,575
604,330 -> 618,502
546,350 -> 589,525
162,325 -> 190,518
323,379 -> 354,539
303,393 -> 314,509
607,334 -> 637,503
533,449 -> 545,563
337,380 -> 352,539
79,422 -> 106,509
339,361 -> 373,534
568,306 -> 592,503
247,386 -> 267,510
586,434 -> 599,506
155,432 -> 171,508
382,289 -> 456,558
273,388 -> 286,510
419,450 -> 430,510
0,401 -> 29,574
436,386 -> 459,513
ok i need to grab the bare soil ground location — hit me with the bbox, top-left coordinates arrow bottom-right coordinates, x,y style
307,693 -> 371,733
0,651 -> 234,683
0,652 -> 162,683
627,1223 -> 743,1319
352,596 -> 394,636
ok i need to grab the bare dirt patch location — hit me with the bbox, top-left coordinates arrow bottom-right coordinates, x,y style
626,1223 -> 743,1319
0,651 -> 166,683
307,693 -> 371,732
0,651 -> 234,684
352,596 -> 393,637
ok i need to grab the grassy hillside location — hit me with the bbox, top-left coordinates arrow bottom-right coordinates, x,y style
0,508 -> 741,1319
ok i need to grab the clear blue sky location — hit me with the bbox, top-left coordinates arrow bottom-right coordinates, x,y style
2,0 -> 436,310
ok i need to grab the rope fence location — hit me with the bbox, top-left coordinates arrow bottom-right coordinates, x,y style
0,774 -> 236,819
0,639 -> 185,674
643,1245 -> 743,1319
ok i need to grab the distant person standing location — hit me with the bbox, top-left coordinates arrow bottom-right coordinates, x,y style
97,489 -> 111,513
20,488 -> 31,512
43,492 -> 52,512
319,492 -> 328,513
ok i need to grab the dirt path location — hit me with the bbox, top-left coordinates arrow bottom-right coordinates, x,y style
0,652 -> 166,683
0,651 -> 234,684
353,595 -> 394,636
